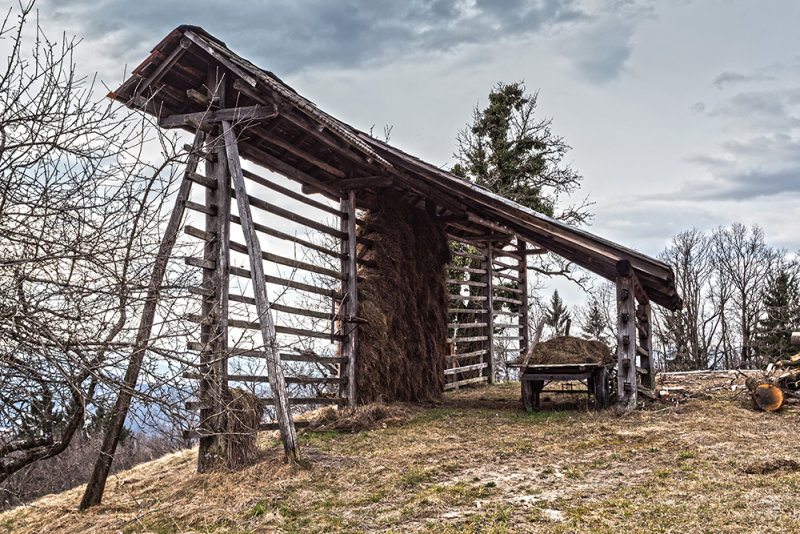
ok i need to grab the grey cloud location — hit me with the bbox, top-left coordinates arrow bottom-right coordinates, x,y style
39,0 -> 586,75
712,71 -> 770,89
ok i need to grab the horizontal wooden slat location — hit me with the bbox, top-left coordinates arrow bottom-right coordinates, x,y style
495,323 -> 525,329
227,293 -> 332,320
493,271 -> 521,282
495,336 -> 524,341
448,308 -> 488,314
186,342 -> 345,363
184,372 -> 347,385
186,171 -> 217,189
447,349 -> 488,360
446,279 -> 488,288
492,260 -> 519,271
494,285 -> 523,294
448,322 -> 488,329
243,168 -> 345,217
493,296 -> 523,306
451,250 -> 486,261
229,214 -> 344,260
185,200 -> 217,216
447,335 -> 488,343
492,248 -> 523,261
186,313 -> 342,340
444,375 -> 488,391
233,190 -> 346,239
444,362 -> 488,375
449,295 -> 488,302
446,265 -> 487,275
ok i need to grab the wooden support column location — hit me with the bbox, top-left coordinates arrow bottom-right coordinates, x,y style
518,239 -> 530,354
197,70 -> 230,472
481,246 -> 495,384
637,301 -> 655,390
339,190 -> 358,405
79,131 -> 205,509
222,120 -> 299,464
616,273 -> 637,410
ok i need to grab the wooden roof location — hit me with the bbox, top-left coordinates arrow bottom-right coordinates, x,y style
111,26 -> 682,311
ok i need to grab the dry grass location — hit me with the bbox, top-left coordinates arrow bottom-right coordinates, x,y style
2,377 -> 800,533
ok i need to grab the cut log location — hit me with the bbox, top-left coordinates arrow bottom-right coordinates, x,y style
745,376 -> 784,411
791,332 -> 800,346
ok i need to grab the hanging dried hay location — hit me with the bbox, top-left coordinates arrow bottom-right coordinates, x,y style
354,192 -> 450,403
225,387 -> 264,468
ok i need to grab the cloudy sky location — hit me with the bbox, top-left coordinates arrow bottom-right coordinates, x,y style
33,0 -> 800,267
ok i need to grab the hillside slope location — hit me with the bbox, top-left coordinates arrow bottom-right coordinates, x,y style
2,382 -> 800,533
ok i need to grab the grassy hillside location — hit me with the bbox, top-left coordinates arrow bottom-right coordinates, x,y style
2,382 -> 799,533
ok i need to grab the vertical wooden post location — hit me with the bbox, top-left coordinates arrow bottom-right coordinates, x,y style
222,120 -> 299,464
481,246 -> 495,384
637,301 -> 655,390
197,69 -> 229,472
79,131 -> 205,509
616,275 -> 637,410
518,239 -> 530,355
339,190 -> 358,406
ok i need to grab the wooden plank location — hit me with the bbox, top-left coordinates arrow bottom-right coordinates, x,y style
451,249 -> 486,261
187,342 -> 346,363
242,168 -> 345,217
229,214 -> 344,261
447,335 -> 488,343
517,238 -> 531,358
159,105 -> 278,129
184,373 -> 347,385
232,189 -> 346,239
448,295 -> 488,302
483,248 -> 495,384
186,171 -> 217,189
186,257 -> 340,299
495,336 -> 524,341
81,132 -> 206,509
337,175 -> 393,190
444,362 -> 488,375
494,296 -> 523,306
186,313 -> 342,340
494,285 -> 523,294
226,293 -> 332,320
186,200 -> 217,216
444,376 -> 488,391
616,274 -> 637,410
637,301 -> 655,390
446,279 -> 488,288
448,322 -> 488,329
246,128 -> 347,179
447,349 -> 489,361
446,265 -> 487,275
448,308 -> 488,314
134,38 -> 191,98
339,189 -> 358,406
222,120 -> 299,464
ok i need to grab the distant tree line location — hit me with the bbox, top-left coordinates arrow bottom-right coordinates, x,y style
569,223 -> 799,371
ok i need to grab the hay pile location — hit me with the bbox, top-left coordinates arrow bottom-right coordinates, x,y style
225,388 -> 263,468
519,336 -> 614,366
355,192 -> 450,403
301,404 -> 411,433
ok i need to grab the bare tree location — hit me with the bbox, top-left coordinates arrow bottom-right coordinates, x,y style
0,2 -> 189,486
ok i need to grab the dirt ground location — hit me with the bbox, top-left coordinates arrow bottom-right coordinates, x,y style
2,374 -> 800,533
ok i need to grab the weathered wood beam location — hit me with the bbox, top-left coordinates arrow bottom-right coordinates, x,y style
339,189 -> 359,406
518,239 -> 530,354
79,130 -> 205,510
133,37 -> 192,99
222,119 -> 299,464
336,175 -> 393,191
616,274 -> 637,410
159,105 -> 278,129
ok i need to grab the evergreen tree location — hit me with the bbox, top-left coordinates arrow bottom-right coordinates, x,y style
452,81 -> 590,225
544,290 -> 571,337
754,271 -> 800,362
581,299 -> 609,343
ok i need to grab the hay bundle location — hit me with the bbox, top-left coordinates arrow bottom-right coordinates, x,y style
225,388 -> 263,468
303,404 -> 411,433
518,336 -> 614,366
355,192 -> 450,403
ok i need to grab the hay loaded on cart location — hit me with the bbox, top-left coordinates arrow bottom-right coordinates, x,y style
509,336 -> 616,411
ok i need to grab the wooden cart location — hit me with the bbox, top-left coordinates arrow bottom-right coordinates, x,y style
510,362 -> 614,411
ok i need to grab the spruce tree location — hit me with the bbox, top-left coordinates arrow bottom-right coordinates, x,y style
754,271 -> 800,362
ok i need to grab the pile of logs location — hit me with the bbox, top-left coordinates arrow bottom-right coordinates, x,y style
745,332 -> 800,411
